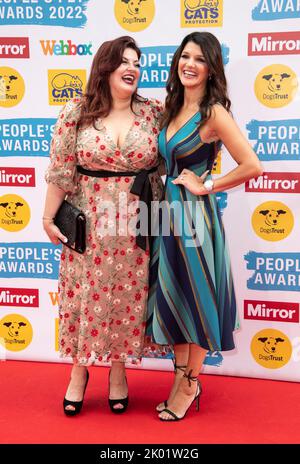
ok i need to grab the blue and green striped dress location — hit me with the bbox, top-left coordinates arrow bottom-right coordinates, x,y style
147,113 -> 238,351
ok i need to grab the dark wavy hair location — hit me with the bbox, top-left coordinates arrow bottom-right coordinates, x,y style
161,32 -> 231,130
77,36 -> 144,129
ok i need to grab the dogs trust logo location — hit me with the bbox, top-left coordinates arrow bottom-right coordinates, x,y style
0,193 -> 30,232
0,313 -> 33,352
48,69 -> 86,105
251,328 -> 292,369
254,64 -> 298,108
114,0 -> 155,32
251,200 -> 294,242
0,66 -> 25,108
181,0 -> 223,27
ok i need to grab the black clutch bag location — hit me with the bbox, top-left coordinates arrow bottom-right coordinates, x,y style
54,200 -> 86,254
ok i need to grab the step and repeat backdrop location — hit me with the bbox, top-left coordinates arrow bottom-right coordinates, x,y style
0,0 -> 300,381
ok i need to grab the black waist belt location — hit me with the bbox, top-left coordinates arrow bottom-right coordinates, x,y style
77,165 -> 157,251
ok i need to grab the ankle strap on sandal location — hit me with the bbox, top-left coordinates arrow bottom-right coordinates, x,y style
174,364 -> 187,373
183,369 -> 199,387
172,358 -> 187,374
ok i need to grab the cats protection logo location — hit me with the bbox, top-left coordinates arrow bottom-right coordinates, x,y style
181,0 -> 223,27
0,194 -> 30,232
254,64 -> 298,108
114,0 -> 155,32
252,200 -> 294,242
0,66 -> 25,108
48,69 -> 86,105
251,328 -> 292,369
0,313 -> 33,352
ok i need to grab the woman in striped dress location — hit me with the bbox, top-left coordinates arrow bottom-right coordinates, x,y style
147,32 -> 262,421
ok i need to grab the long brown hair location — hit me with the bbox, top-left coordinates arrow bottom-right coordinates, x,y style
77,36 -> 144,129
161,32 -> 231,129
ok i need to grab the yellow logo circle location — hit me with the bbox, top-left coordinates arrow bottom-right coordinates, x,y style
251,329 -> 292,369
254,64 -> 298,108
0,66 -> 25,107
114,0 -> 155,32
0,194 -> 31,232
252,201 -> 294,241
0,314 -> 33,352
185,0 -> 201,9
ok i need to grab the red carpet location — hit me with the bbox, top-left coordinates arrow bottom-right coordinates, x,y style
0,360 -> 299,444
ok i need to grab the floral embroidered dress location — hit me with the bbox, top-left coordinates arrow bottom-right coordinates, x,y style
45,97 -> 163,365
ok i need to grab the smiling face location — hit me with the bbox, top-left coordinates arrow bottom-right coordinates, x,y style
178,41 -> 209,90
109,47 -> 140,99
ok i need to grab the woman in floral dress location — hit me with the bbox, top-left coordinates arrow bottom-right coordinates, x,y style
43,36 -> 163,415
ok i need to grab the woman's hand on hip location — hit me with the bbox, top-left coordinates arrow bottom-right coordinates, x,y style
172,169 -> 210,195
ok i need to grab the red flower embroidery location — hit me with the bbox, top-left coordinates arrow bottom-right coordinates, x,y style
135,293 -> 141,301
94,183 -> 100,191
67,290 -> 74,298
69,325 -> 75,332
91,329 -> 98,337
94,256 -> 102,265
92,293 -> 100,301
116,320 -> 122,325
133,328 -> 140,336
136,257 -> 143,265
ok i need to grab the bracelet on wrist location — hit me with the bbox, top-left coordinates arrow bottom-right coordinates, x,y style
42,216 -> 54,222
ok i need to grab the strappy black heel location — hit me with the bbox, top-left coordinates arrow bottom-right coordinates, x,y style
159,369 -> 202,421
63,370 -> 89,416
156,362 -> 187,412
108,370 -> 129,414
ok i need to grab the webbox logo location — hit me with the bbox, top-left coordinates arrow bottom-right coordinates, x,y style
248,31 -> 300,56
244,299 -> 299,323
40,40 -> 92,56
0,37 -> 29,58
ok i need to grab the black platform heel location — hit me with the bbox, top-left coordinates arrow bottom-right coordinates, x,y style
63,370 -> 89,417
156,361 -> 187,412
108,370 -> 129,414
159,370 -> 202,421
